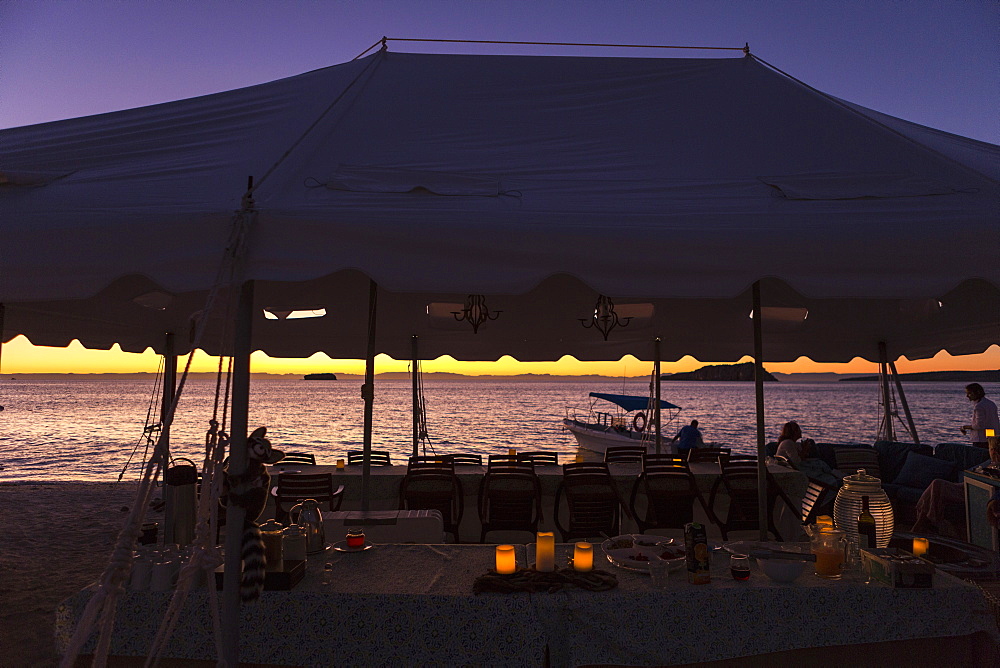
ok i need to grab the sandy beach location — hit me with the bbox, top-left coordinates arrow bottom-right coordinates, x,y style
0,481 -> 162,667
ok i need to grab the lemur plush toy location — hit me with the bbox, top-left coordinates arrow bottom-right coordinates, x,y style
224,426 -> 284,602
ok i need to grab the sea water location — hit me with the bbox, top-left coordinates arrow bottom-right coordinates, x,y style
0,376 -> 994,482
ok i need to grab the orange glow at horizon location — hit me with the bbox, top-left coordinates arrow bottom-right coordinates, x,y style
2,335 -> 998,377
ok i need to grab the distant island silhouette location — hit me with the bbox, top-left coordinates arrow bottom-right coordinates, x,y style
303,373 -> 338,380
661,361 -> 777,382
840,369 -> 1000,382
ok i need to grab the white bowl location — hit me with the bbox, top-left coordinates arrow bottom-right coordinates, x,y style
757,558 -> 808,583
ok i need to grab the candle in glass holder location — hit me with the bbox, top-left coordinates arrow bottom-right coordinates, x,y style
816,515 -> 834,529
575,453 -> 584,464
495,544 -> 516,575
508,448 -> 517,457
573,542 -> 593,572
912,537 -> 929,557
987,429 -> 996,438
336,459 -> 345,470
535,532 -> 555,572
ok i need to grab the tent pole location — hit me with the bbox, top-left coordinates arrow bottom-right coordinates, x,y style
160,333 -> 177,460
877,342 -> 895,442
752,282 -> 768,542
412,335 -> 419,458
361,280 -> 378,512
654,337 -> 662,455
222,280 -> 253,667
888,357 -> 919,445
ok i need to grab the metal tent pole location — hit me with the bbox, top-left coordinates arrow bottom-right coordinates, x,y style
221,280 -> 254,667
654,337 -> 662,454
877,342 -> 896,442
361,280 -> 378,512
160,333 -> 177,458
412,335 -> 419,458
889,357 -> 920,445
752,282 -> 768,542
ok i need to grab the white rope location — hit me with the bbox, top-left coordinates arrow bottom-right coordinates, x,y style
59,207 -> 254,667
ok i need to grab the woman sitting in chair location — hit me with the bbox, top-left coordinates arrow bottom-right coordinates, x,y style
776,421 -> 840,487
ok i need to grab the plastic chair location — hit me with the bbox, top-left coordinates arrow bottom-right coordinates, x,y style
478,466 -> 543,542
629,455 -> 715,533
399,465 -> 464,542
347,450 -> 393,466
280,452 -> 317,466
272,472 -> 345,523
487,454 -> 534,471
686,447 -> 731,465
518,451 -> 559,466
444,453 -> 483,466
707,457 -> 793,540
554,462 -> 626,541
604,446 -> 647,464
800,480 -> 836,525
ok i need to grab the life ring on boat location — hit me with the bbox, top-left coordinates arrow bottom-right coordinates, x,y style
632,412 -> 647,433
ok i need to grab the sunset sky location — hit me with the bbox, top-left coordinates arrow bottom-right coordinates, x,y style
3,1 -> 997,376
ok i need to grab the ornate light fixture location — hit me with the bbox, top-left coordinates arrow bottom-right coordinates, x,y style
580,295 -> 631,341
452,294 -> 501,333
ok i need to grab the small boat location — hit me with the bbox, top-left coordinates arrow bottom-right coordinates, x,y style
562,392 -> 682,455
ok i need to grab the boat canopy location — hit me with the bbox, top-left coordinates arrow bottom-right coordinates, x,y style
589,392 -> 680,412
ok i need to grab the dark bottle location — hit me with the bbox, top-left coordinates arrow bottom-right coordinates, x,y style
857,495 -> 877,549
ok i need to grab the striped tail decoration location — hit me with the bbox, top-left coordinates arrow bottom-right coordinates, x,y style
240,524 -> 266,603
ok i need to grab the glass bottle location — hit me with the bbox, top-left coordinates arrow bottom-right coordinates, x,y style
857,495 -> 877,550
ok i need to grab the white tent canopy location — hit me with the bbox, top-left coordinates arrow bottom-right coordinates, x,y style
3,50 -> 998,362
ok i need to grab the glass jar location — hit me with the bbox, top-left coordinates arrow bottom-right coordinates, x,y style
259,519 -> 285,571
346,527 -> 366,549
810,527 -> 847,579
833,469 -> 894,548
282,524 -> 308,561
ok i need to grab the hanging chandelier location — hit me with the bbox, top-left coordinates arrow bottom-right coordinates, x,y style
451,294 -> 501,334
580,295 -> 631,341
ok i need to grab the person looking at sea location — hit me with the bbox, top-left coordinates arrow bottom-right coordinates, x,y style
960,383 -> 999,448
671,420 -> 703,453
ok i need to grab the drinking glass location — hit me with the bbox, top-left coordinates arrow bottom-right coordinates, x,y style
648,557 -> 671,589
730,554 -> 751,580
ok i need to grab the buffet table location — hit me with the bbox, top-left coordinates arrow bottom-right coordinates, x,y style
57,543 -> 998,666
269,461 -> 809,541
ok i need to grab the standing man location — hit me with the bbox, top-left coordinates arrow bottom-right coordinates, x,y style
960,383 -> 999,448
671,419 -> 703,454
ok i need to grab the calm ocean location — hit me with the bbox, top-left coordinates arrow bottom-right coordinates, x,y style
0,376 -> 995,482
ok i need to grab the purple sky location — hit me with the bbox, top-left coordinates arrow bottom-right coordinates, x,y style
2,0 -> 997,144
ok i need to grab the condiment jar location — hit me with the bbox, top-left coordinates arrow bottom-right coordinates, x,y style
282,524 -> 308,562
346,527 -> 366,549
259,519 -> 285,571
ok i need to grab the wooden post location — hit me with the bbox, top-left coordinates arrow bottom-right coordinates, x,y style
160,333 -> 177,460
752,282 -> 768,542
361,279 -> 378,512
654,337 -> 662,455
221,280 -> 253,668
412,335 -> 420,458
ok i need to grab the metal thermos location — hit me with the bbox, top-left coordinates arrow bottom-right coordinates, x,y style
289,498 -> 326,554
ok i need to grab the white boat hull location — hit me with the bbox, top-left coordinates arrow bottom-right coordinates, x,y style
562,418 -> 676,455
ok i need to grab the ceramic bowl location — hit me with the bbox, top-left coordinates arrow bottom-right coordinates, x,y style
757,557 -> 808,583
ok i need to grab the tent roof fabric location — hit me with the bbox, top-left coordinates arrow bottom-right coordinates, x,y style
2,51 -> 998,362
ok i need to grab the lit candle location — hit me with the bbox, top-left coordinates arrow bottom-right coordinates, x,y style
816,515 -> 834,528
575,453 -> 584,464
508,448 -> 517,457
912,537 -> 929,557
987,429 -> 996,438
495,544 -> 516,575
535,532 -> 555,572
336,459 -> 345,470
573,542 -> 593,572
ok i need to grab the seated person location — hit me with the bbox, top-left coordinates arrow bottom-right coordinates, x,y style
776,421 -> 841,487
911,479 -> 965,538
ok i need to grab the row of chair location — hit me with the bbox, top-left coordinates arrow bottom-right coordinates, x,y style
284,445 -> 737,469
396,453 -> 798,543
